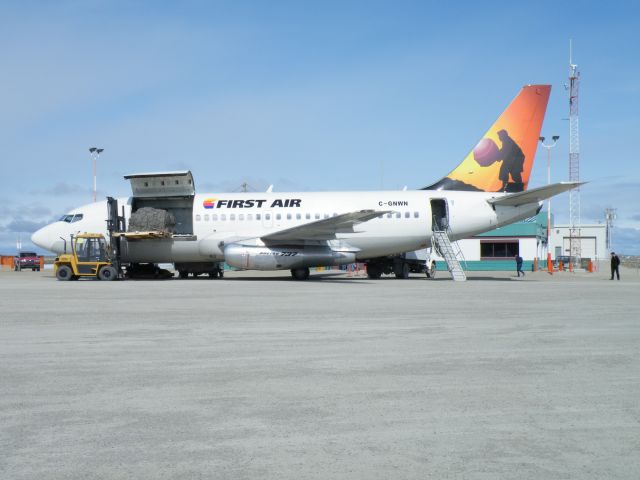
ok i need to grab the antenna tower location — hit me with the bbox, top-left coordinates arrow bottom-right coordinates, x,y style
604,208 -> 617,252
568,40 -> 582,267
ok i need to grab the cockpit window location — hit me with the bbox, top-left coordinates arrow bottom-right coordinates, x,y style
59,214 -> 83,223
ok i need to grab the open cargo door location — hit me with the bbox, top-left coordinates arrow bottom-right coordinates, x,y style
124,171 -> 195,198
124,171 -> 196,236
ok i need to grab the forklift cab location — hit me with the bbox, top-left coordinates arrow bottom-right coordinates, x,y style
74,235 -> 109,264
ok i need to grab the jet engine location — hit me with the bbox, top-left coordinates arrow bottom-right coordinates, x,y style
224,244 -> 356,270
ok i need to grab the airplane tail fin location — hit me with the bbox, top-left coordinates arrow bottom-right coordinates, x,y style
424,84 -> 551,193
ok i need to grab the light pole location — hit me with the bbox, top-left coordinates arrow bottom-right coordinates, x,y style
89,147 -> 104,202
539,136 -> 559,267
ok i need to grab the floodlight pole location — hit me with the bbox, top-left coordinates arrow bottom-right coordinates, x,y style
89,147 -> 104,202
539,136 -> 559,267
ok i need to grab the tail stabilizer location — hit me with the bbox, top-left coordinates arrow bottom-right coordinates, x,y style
424,84 -> 551,193
487,181 -> 585,207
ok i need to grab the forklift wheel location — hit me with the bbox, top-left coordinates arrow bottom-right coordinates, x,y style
56,265 -> 73,281
98,266 -> 118,281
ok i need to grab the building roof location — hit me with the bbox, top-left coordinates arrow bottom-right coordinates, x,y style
475,211 -> 548,238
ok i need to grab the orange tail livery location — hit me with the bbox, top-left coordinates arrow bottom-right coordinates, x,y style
425,84 -> 551,193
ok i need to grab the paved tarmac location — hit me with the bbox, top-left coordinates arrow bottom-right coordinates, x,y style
1,267 -> 639,479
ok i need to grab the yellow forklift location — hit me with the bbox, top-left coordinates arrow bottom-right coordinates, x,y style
54,233 -> 118,281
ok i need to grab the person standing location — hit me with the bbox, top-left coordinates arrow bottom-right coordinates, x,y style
610,252 -> 621,280
515,254 -> 525,277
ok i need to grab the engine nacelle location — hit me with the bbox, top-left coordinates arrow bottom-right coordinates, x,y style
224,244 -> 356,270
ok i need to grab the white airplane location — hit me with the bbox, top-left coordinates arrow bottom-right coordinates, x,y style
32,84 -> 580,280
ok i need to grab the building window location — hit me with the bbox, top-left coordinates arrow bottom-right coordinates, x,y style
480,241 -> 519,258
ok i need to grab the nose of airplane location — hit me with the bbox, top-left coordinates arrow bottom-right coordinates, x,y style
31,224 -> 65,253
31,225 -> 52,250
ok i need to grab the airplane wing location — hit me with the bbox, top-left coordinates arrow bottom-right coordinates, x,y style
261,210 -> 389,242
487,182 -> 585,207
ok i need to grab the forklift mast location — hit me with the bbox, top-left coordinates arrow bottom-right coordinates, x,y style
106,197 -> 125,275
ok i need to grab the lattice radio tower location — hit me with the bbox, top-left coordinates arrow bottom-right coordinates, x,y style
568,41 -> 582,267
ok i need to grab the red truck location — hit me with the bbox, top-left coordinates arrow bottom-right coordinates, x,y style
14,252 -> 41,271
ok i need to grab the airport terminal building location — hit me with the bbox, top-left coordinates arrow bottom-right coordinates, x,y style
434,212 -> 607,271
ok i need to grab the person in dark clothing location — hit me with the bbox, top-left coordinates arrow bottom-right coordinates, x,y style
515,254 -> 525,277
497,129 -> 526,192
610,252 -> 621,280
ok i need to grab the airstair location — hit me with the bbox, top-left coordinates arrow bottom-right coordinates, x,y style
432,222 -> 467,282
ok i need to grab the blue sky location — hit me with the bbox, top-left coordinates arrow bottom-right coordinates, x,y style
1,0 -> 639,254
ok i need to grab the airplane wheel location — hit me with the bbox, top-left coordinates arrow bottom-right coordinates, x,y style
56,265 -> 73,281
208,271 -> 218,279
98,266 -> 117,281
395,263 -> 410,279
179,270 -> 189,279
291,267 -> 310,280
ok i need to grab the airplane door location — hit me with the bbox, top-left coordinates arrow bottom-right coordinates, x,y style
430,199 -> 449,231
262,210 -> 273,228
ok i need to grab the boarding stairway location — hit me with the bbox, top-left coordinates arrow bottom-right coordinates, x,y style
432,217 -> 467,282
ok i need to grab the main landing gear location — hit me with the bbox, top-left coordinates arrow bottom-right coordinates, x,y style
290,267 -> 310,280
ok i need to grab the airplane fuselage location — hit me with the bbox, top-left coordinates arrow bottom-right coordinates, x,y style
33,189 -> 540,267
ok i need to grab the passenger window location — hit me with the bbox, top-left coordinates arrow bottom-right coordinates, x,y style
414,211 -> 419,218
333,213 -> 337,217
265,214 -> 270,220
324,214 -> 329,219
239,214 -> 244,221
396,212 -> 401,218
196,214 -> 201,221
248,214 -> 253,221
387,213 -> 392,218
204,214 -> 209,221
276,214 -> 281,220
306,213 -> 310,220
287,213 -> 292,220
212,214 -> 218,221
230,214 -> 236,221
296,213 -> 301,220
404,212 -> 410,218
221,214 -> 227,221
315,213 -> 320,220
257,214 -> 262,220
